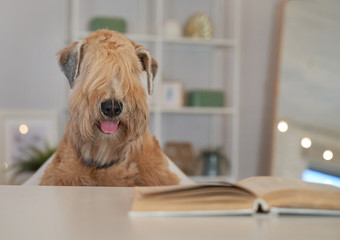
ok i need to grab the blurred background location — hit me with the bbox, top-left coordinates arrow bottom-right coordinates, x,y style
0,0 -> 338,186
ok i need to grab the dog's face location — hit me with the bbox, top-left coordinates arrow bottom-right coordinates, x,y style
57,30 -> 158,168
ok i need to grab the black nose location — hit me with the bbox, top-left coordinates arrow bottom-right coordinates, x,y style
101,100 -> 123,118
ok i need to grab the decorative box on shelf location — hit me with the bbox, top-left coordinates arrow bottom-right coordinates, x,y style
187,90 -> 224,107
89,17 -> 126,33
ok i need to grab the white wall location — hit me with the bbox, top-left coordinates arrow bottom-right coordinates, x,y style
0,0 -> 283,180
0,0 -> 66,111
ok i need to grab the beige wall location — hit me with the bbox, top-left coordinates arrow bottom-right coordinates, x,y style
239,0 -> 282,179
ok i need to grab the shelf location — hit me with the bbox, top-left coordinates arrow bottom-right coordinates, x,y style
150,106 -> 233,115
71,0 -> 241,182
79,31 -> 234,47
124,33 -> 158,42
161,36 -> 234,47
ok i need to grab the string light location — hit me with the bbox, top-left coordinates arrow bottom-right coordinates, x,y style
323,150 -> 333,161
301,137 -> 312,149
277,121 -> 288,133
19,124 -> 28,135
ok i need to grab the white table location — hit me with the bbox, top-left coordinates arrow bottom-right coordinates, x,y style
0,186 -> 340,240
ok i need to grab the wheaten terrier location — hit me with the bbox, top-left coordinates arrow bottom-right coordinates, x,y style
40,30 -> 179,186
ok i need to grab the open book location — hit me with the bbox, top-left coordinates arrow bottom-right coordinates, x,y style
129,176 -> 340,217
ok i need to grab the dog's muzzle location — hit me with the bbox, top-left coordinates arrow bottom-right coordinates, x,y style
99,99 -> 123,134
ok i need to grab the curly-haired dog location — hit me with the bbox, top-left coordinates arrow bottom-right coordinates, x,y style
40,30 -> 179,186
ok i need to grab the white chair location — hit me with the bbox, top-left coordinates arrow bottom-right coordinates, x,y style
23,154 -> 194,185
22,154 -> 54,186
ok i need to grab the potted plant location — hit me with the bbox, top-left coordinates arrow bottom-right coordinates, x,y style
13,143 -> 56,176
198,147 -> 229,176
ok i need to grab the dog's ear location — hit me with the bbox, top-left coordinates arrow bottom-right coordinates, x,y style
135,45 -> 158,95
57,41 -> 84,88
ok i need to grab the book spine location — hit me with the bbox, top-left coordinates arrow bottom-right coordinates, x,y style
253,198 -> 269,213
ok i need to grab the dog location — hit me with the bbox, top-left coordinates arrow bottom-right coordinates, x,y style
40,30 -> 180,186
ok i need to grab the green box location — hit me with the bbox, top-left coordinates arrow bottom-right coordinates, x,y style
89,17 -> 126,33
187,90 -> 225,107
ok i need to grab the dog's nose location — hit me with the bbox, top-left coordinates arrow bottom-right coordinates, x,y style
101,100 -> 123,118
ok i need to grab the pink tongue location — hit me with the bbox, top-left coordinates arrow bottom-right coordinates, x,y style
100,120 -> 118,134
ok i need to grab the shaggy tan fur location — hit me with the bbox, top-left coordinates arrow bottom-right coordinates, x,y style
40,30 -> 179,186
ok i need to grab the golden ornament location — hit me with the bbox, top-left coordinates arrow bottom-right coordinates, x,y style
184,13 -> 213,39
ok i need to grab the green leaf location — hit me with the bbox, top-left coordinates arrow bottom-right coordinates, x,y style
13,143 -> 56,175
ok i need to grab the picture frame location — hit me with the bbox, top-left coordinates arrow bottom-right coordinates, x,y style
161,81 -> 184,108
0,111 -> 59,181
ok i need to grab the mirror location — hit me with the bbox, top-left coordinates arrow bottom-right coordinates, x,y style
271,0 -> 340,186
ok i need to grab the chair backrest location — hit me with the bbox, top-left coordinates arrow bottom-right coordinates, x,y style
164,154 -> 195,185
23,154 -> 194,185
22,154 -> 54,185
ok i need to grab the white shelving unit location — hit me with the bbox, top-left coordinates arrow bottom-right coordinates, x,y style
68,0 -> 241,182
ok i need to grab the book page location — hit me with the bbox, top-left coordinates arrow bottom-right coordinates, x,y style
237,176 -> 340,197
130,183 -> 258,214
237,176 -> 340,211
